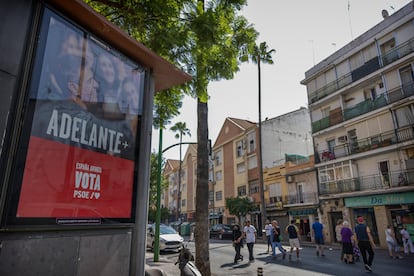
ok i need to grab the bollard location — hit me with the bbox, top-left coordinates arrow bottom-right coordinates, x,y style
257,267 -> 263,276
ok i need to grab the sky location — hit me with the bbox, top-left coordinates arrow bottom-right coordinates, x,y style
152,0 -> 412,160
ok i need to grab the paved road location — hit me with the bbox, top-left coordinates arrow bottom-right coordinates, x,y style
159,240 -> 414,276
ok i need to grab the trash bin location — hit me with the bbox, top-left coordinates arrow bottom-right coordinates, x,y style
180,222 -> 190,236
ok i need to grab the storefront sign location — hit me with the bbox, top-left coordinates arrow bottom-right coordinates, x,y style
288,208 -> 316,216
345,192 -> 414,207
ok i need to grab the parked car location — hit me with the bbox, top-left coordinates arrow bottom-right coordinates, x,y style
147,224 -> 184,252
209,224 -> 233,240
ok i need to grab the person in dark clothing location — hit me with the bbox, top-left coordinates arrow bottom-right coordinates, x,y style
354,216 -> 375,273
285,219 -> 301,261
232,224 -> 243,264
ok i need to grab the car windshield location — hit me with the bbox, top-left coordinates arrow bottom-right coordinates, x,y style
159,225 -> 177,235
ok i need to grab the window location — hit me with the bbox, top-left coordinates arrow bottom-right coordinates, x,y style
297,183 -> 304,203
215,170 -> 222,181
237,163 -> 246,173
215,191 -> 223,201
318,162 -> 353,184
269,183 -> 281,203
214,150 -> 222,166
236,140 -> 244,157
209,191 -> 214,203
249,180 -> 259,194
327,139 -> 335,152
237,186 -> 247,196
248,155 -> 257,169
181,199 -> 186,207
321,107 -> 330,118
247,131 -> 256,153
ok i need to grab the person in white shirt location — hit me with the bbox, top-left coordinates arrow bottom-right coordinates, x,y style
400,225 -> 414,254
243,220 -> 257,262
264,220 -> 272,253
385,225 -> 403,259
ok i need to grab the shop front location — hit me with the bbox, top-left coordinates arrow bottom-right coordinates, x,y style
345,192 -> 414,248
288,208 -> 317,242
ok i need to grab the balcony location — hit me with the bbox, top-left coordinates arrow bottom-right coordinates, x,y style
309,38 -> 414,104
284,192 -> 318,205
343,93 -> 388,121
316,124 -> 414,163
312,80 -> 414,134
319,169 -> 414,195
382,38 -> 414,66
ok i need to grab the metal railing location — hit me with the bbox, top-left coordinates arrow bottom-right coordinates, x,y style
312,80 -> 414,133
317,124 -> 414,163
319,169 -> 414,195
309,38 -> 414,104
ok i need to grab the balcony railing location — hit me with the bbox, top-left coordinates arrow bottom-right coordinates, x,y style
265,192 -> 318,209
284,192 -> 318,205
319,169 -> 414,195
312,80 -> 414,133
317,124 -> 414,163
309,38 -> 414,104
382,38 -> 414,66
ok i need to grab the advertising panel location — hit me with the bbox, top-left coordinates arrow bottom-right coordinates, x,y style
13,8 -> 144,222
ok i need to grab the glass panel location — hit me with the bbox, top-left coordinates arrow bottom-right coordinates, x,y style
15,9 -> 145,221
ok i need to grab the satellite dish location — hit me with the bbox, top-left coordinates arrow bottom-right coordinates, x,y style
382,9 -> 389,18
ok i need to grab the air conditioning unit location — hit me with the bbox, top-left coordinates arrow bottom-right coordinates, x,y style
287,175 -> 294,183
338,135 -> 348,143
247,196 -> 254,202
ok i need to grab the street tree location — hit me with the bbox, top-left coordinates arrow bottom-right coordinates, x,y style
170,122 -> 191,221
241,41 -> 275,234
225,197 -> 255,224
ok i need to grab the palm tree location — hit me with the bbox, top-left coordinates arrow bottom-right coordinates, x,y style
170,122 -> 191,221
251,42 -> 275,234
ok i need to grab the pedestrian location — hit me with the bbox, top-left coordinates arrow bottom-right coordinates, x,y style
312,217 -> 325,257
243,220 -> 257,262
354,216 -> 375,273
385,225 -> 403,259
335,219 -> 344,261
285,219 -> 301,261
400,225 -> 414,254
264,220 -> 272,253
232,224 -> 243,264
340,221 -> 355,264
270,220 -> 287,259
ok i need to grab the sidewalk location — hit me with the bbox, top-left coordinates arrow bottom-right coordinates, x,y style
145,251 -> 180,276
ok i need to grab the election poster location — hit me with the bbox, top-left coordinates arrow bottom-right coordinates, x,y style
15,9 -> 144,220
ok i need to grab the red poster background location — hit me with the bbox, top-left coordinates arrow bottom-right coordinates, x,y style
17,136 -> 134,218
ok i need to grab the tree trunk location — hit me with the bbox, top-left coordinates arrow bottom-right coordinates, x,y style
195,98 -> 211,276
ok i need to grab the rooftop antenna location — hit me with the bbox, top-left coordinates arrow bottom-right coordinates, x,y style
347,0 -> 354,40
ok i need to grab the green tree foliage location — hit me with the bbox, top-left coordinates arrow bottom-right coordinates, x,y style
225,197 -> 255,223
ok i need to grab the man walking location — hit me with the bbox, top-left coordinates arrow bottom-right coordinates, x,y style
243,220 -> 257,262
264,220 -> 272,253
312,217 -> 325,256
285,219 -> 301,261
354,216 -> 375,273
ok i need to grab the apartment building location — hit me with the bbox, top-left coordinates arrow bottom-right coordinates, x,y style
301,3 -> 414,247
162,159 -> 180,221
210,118 -> 259,226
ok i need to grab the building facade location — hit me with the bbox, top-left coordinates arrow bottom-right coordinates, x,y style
301,3 -> 414,247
